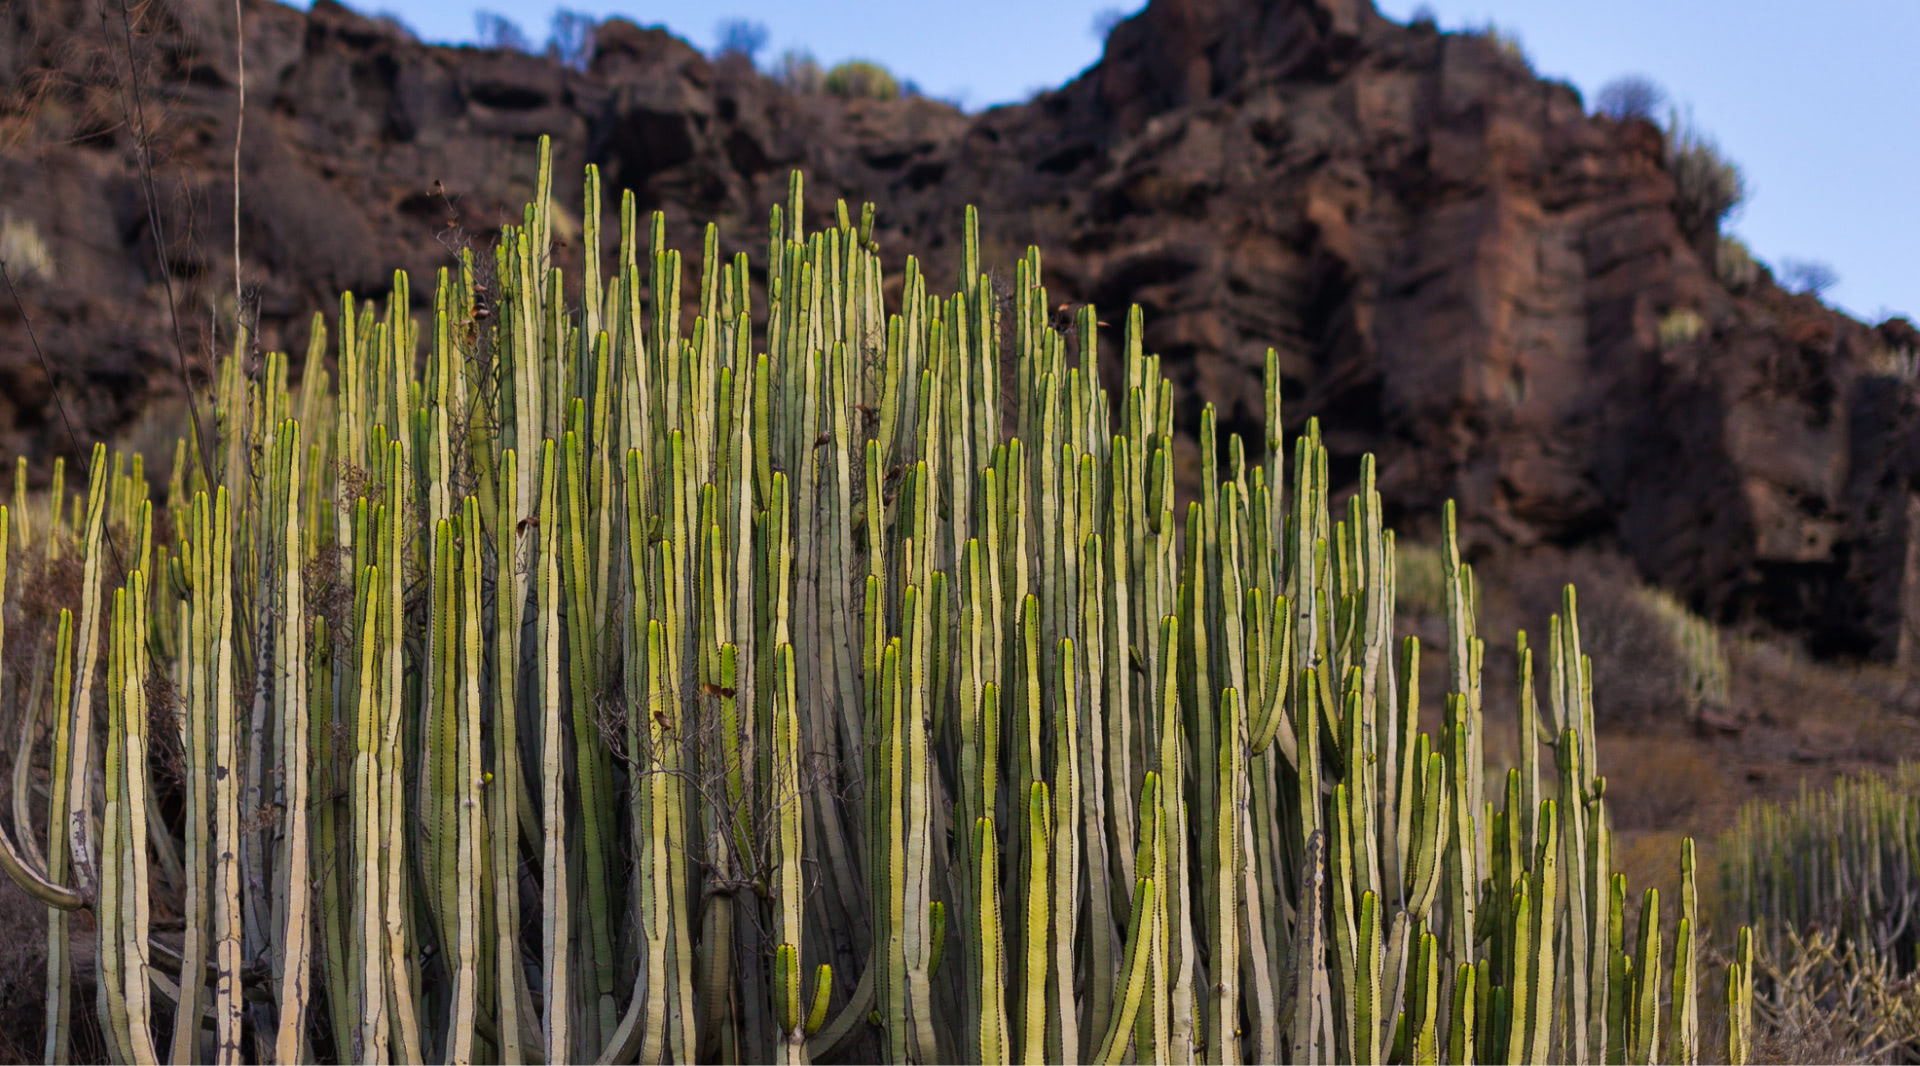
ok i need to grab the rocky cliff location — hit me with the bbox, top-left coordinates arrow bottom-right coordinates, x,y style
1,0 -> 1914,658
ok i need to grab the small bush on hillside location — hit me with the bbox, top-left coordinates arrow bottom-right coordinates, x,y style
1866,346 -> 1920,381
0,212 -> 53,285
713,18 -> 769,64
824,60 -> 901,101
772,49 -> 824,93
1595,74 -> 1667,121
1666,109 -> 1748,245
1508,554 -> 1697,725
1867,318 -> 1919,380
1777,258 -> 1839,298
1659,306 -> 1706,349
545,10 -> 596,71
1639,587 -> 1730,716
1477,23 -> 1530,69
1715,235 -> 1761,293
474,10 -> 532,52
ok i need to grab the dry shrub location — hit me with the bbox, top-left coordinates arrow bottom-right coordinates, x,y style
0,886 -> 46,1063
1612,828 -> 1689,909
1603,735 -> 1733,832
1751,928 -> 1920,1064
1639,587 -> 1730,716
1503,552 -> 1695,727
1727,637 -> 1920,759
1595,75 -> 1667,121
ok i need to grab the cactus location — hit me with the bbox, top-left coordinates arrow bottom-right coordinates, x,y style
1719,762 -> 1920,1064
0,136 -> 1750,1065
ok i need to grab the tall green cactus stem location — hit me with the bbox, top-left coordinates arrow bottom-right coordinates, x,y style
271,421 -> 314,1063
64,445 -> 110,909
0,527 -> 79,913
1629,888 -> 1662,1066
535,438 -> 571,1066
1671,839 -> 1698,1066
1020,780 -> 1052,1065
43,609 -> 76,1063
1209,686 -> 1244,1066
1727,927 -> 1753,1066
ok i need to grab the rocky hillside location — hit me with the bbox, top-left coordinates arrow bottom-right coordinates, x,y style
2,0 -> 1915,660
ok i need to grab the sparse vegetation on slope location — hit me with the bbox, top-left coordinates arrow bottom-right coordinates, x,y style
1665,110 -> 1748,247
824,59 -> 902,100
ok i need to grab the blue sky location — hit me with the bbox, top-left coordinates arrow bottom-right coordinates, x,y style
326,0 -> 1913,322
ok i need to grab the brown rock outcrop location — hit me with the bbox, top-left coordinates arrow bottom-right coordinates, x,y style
1,0 -> 1914,658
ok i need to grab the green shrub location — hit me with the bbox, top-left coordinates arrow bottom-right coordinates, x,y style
1659,306 -> 1706,348
1476,23 -> 1531,69
823,59 -> 900,100
1665,109 -> 1748,245
1866,345 -> 1919,381
0,136 -> 1747,1065
1715,235 -> 1760,293
0,211 -> 53,285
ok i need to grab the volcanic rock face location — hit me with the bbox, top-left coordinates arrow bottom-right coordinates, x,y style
1,0 -> 1914,658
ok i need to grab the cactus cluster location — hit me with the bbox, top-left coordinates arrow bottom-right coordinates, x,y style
1721,762 -> 1920,973
1716,763 -> 1920,1060
0,136 -> 1750,1064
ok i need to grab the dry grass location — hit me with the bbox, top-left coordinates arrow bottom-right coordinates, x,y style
1612,828 -> 1691,917
1490,550 -> 1698,727
1393,538 -> 1448,620
0,888 -> 47,1064
1726,637 -> 1918,756
1603,735 -> 1737,832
